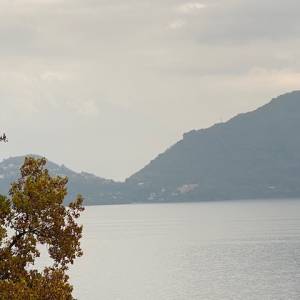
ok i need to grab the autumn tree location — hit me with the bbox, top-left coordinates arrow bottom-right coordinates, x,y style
0,157 -> 84,299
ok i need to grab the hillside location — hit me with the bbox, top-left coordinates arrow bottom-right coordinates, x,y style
124,91 -> 300,202
0,155 -> 123,205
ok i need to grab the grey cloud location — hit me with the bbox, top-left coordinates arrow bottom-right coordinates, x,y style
182,0 -> 300,43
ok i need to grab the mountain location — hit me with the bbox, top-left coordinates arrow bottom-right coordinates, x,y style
123,90 -> 300,202
1,91 -> 300,204
0,155 -> 123,205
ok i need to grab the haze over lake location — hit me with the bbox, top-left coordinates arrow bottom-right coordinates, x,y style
69,199 -> 300,300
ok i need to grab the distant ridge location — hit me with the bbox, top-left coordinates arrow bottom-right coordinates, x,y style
1,91 -> 300,204
0,155 -> 121,205
124,90 -> 300,202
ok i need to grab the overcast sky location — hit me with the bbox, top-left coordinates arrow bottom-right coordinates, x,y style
1,0 -> 300,180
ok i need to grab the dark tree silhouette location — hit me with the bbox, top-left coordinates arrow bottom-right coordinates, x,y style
0,133 -> 7,142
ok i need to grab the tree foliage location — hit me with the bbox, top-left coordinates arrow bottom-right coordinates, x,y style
0,157 -> 84,299
0,133 -> 7,142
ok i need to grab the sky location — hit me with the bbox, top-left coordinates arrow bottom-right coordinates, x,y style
1,0 -> 300,180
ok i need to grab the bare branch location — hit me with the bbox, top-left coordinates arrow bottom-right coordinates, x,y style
0,133 -> 7,143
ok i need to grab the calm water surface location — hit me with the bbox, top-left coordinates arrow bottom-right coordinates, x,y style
69,199 -> 300,299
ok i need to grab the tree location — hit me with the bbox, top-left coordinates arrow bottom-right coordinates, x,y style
0,133 -> 7,142
0,157 -> 84,299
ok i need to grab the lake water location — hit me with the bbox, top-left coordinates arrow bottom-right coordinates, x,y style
69,199 -> 300,300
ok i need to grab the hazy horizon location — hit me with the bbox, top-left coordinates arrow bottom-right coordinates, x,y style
1,0 -> 300,180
